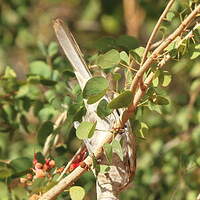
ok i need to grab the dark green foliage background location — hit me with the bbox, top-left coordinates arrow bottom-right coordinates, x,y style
0,0 -> 199,199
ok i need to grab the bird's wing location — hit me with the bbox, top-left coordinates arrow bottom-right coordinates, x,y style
53,19 -> 92,90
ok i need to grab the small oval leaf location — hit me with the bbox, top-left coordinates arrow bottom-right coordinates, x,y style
162,71 -> 172,87
83,77 -> 109,104
37,121 -> 54,145
76,121 -> 96,139
10,157 -> 32,174
108,91 -> 133,109
69,186 -> 85,200
154,96 -> 169,105
120,51 -> 129,64
29,61 -> 52,79
97,99 -> 112,118
103,143 -> 112,163
112,139 -> 123,161
97,49 -> 120,69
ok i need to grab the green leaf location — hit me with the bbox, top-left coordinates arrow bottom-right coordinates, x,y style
12,186 -> 28,200
116,35 -> 139,51
69,186 -> 85,200
120,51 -> 129,64
0,182 -> 9,200
99,165 -> 110,173
97,49 -> 120,69
154,96 -> 169,105
161,71 -> 172,87
130,47 -> 145,63
87,91 -> 105,104
29,61 -> 52,79
108,91 -> 133,109
103,143 -> 112,163
83,77 -> 109,104
10,157 -> 32,174
76,121 -> 96,139
190,44 -> 200,59
97,99 -> 112,118
133,120 -> 149,138
16,84 -> 42,100
148,101 -> 162,114
191,79 -> 200,92
48,42 -> 58,57
112,72 -> 121,81
101,15 -> 119,34
29,178 -> 47,193
153,77 -> 159,87
112,139 -> 123,161
3,66 -> 16,79
0,162 -> 14,179
166,12 -> 175,21
35,152 -> 46,164
190,62 -> 200,78
94,37 -> 117,52
37,121 -> 54,145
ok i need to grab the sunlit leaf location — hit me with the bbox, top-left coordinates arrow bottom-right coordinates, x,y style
112,139 -> 123,161
108,91 -> 133,109
0,182 -> 9,200
112,72 -> 121,81
120,51 -> 129,64
0,162 -> 14,179
161,71 -> 172,87
190,44 -> 200,59
69,186 -> 85,200
97,49 -> 120,69
48,42 -> 58,57
29,61 -> 52,79
103,143 -> 112,163
83,77 -> 109,104
99,165 -> 110,173
3,66 -> 16,79
76,121 -> 96,139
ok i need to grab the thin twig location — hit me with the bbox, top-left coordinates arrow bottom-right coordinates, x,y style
141,0 -> 175,66
56,145 -> 86,182
43,111 -> 67,156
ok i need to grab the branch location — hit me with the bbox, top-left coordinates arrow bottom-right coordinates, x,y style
141,0 -> 175,65
120,4 -> 200,127
43,111 -> 67,156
